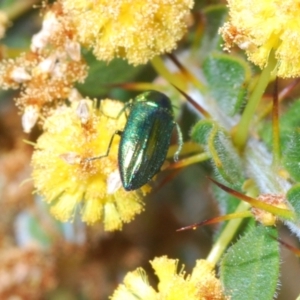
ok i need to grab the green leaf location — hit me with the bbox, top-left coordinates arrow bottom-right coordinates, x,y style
191,120 -> 244,188
199,5 -> 228,58
260,99 -> 300,150
283,128 -> 300,181
211,184 -> 241,239
190,119 -> 215,145
286,184 -> 300,221
212,184 -> 240,215
203,53 -> 249,116
220,225 -> 279,300
211,128 -> 244,188
279,100 -> 300,145
77,51 -> 147,98
279,101 -> 300,181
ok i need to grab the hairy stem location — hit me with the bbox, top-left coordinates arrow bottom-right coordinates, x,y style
233,52 -> 277,150
206,201 -> 250,266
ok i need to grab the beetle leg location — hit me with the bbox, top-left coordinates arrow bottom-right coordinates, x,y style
116,101 -> 132,119
174,122 -> 183,162
86,130 -> 123,161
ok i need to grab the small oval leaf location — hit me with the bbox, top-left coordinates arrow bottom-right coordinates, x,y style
286,184 -> 300,221
220,225 -> 280,300
283,129 -> 300,182
203,53 -> 249,116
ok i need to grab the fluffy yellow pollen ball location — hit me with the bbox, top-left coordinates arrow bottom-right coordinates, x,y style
31,99 -> 150,231
219,0 -> 300,78
62,0 -> 194,65
111,256 -> 228,300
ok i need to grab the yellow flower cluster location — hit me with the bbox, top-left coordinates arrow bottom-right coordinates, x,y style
111,256 -> 227,300
31,99 -> 150,231
62,0 -> 194,65
219,0 -> 300,78
0,2 -> 87,133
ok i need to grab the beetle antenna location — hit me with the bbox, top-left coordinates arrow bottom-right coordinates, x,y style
117,101 -> 132,119
174,122 -> 183,162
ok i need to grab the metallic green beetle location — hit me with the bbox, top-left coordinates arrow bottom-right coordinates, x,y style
88,90 -> 182,191
119,90 -> 182,191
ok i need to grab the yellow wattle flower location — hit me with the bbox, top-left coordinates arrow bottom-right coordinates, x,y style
31,99 -> 150,231
62,0 -> 194,65
219,0 -> 300,78
111,256 -> 228,300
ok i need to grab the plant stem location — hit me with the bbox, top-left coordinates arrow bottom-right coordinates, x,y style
167,152 -> 210,170
272,77 -> 280,166
3,0 -> 39,21
233,52 -> 277,150
206,201 -> 250,266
